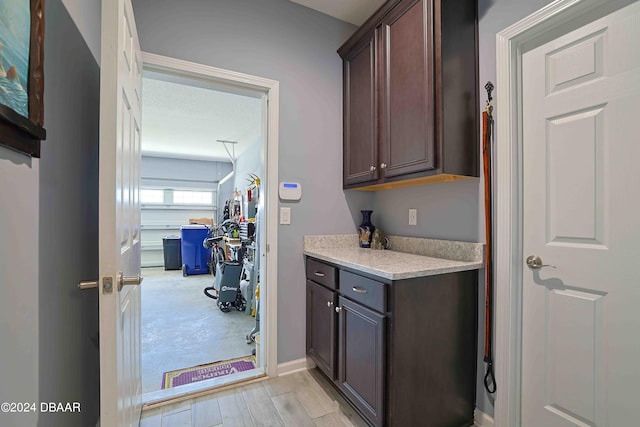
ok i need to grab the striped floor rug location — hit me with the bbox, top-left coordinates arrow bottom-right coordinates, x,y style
161,355 -> 256,389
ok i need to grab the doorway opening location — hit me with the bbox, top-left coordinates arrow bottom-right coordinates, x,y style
139,53 -> 279,404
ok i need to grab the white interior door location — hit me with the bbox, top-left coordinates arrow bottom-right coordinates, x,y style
99,0 -> 143,425
521,2 -> 640,426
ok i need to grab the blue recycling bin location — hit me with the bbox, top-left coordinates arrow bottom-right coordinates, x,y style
180,225 -> 211,276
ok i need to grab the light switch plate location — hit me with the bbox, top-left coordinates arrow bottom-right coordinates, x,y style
280,207 -> 291,225
409,208 -> 417,226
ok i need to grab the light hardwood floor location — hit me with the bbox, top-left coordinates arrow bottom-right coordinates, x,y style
140,369 -> 370,427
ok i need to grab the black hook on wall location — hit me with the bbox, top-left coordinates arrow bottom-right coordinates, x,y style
485,81 -> 494,103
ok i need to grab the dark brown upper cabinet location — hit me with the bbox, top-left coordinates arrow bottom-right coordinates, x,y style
338,0 -> 479,191
343,29 -> 379,186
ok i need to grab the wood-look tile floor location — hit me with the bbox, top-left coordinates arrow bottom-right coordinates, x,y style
140,369 -> 370,427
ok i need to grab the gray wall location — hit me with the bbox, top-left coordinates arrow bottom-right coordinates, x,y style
218,139 -> 264,222
60,0 -> 101,62
141,155 -> 232,190
132,0 -> 374,364
0,147 -> 40,427
0,0 -> 101,426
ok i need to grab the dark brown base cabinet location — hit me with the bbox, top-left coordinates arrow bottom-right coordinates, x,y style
306,257 -> 478,427
306,280 -> 337,378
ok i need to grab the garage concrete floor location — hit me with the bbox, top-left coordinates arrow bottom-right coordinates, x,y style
142,267 -> 257,395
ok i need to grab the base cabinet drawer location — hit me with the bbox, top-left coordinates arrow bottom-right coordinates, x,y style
306,258 -> 338,289
340,270 -> 386,312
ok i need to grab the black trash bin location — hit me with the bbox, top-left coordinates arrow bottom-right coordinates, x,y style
162,235 -> 182,270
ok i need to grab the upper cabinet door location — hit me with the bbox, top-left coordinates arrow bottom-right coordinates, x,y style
380,0 -> 435,178
343,30 -> 379,186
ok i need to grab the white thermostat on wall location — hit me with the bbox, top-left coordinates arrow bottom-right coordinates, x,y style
279,182 -> 302,201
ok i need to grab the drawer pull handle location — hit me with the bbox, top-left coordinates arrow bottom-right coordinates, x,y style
352,287 -> 368,294
314,272 -> 325,277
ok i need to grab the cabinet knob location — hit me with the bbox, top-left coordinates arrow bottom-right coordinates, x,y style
327,301 -> 334,308
335,306 -> 342,313
380,163 -> 387,169
369,165 -> 376,172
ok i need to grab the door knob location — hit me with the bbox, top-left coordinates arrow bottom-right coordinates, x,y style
335,306 -> 342,313
370,165 -> 376,172
118,273 -> 144,291
380,163 -> 387,169
526,255 -> 555,270
327,301 -> 334,308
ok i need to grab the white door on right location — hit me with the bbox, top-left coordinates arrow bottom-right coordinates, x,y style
521,1 -> 640,426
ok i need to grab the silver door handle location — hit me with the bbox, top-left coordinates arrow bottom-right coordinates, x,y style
370,165 -> 376,172
118,274 -> 144,291
380,163 -> 387,169
352,287 -> 367,294
335,306 -> 342,313
327,301 -> 334,308
314,272 -> 325,277
78,280 -> 98,290
526,255 -> 556,270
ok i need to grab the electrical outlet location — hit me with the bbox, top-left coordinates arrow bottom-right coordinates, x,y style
409,208 -> 417,226
280,207 -> 291,225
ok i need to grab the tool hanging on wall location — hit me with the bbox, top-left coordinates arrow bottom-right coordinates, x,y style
246,173 -> 261,202
482,81 -> 497,394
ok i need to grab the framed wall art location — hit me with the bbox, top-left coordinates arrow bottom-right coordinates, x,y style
0,0 -> 46,157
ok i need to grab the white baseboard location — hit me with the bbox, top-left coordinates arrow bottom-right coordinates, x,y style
277,357 -> 314,375
474,408 -> 495,427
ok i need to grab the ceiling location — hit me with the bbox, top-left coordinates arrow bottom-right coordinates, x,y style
289,0 -> 385,25
141,72 -> 263,162
141,0 -> 381,161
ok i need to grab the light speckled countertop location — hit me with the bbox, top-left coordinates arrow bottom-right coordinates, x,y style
303,234 -> 484,280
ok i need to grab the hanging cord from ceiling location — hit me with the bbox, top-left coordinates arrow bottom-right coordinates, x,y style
482,81 -> 497,395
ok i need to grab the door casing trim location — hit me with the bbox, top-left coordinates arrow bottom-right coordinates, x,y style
141,51 -> 280,379
494,0 -> 635,424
